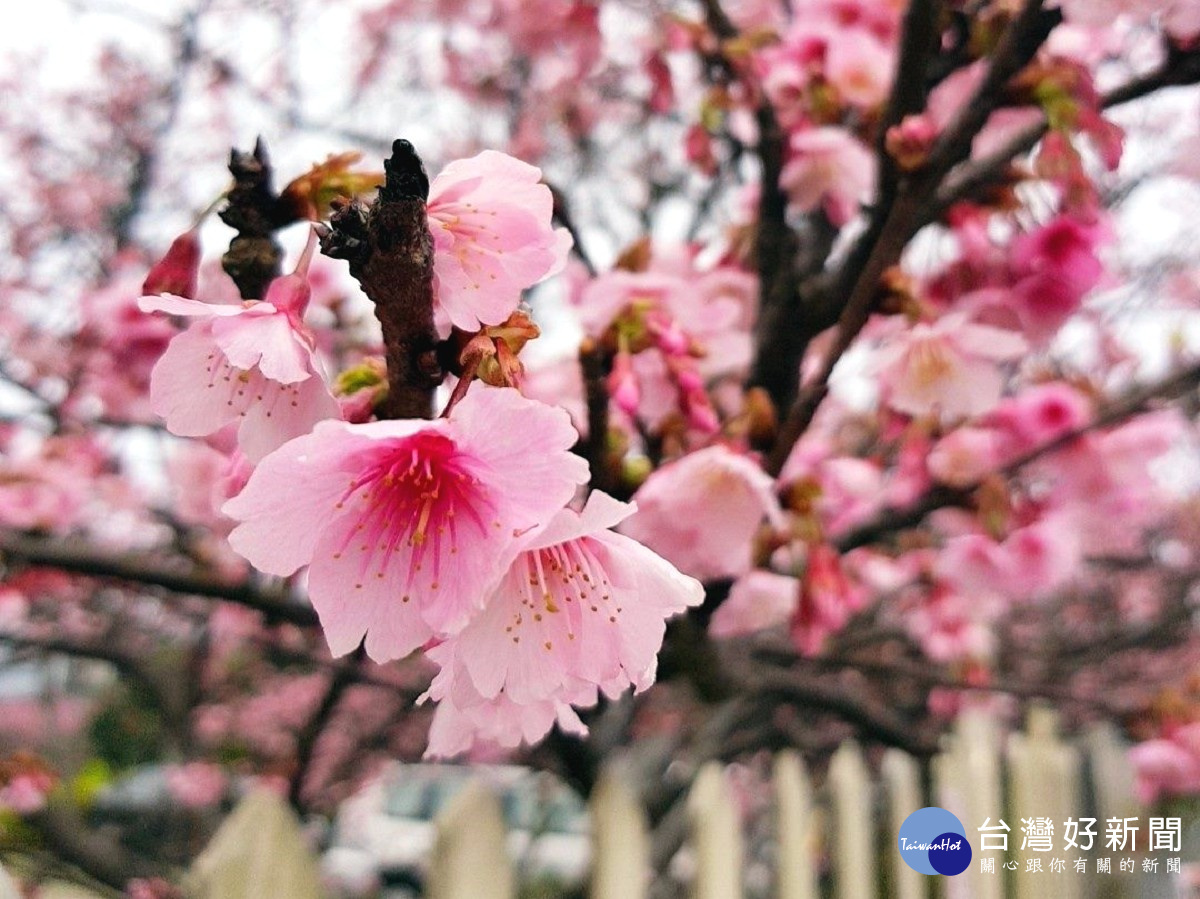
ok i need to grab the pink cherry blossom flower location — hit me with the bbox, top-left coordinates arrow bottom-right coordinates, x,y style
936,516 -> 1080,603
996,518 -> 1081,601
139,235 -> 340,461
1037,410 -> 1186,554
905,583 -> 996,663
873,314 -> 1028,420
927,426 -> 1000,487
69,272 -> 180,421
710,570 -> 799,638
576,270 -> 685,338
790,543 -> 865,656
435,491 -> 703,712
985,382 -> 1092,456
621,445 -> 783,581
0,770 -> 55,814
934,532 -> 1008,598
779,127 -> 875,225
824,29 -> 894,108
426,150 -> 571,336
0,454 -> 88,534
1129,734 -> 1200,805
224,387 -> 589,661
1058,0 -> 1200,39
521,355 -> 587,435
1009,214 -> 1107,340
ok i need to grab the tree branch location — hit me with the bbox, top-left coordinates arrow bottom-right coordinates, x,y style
834,358 -> 1200,551
288,650 -> 361,811
763,1 -> 1091,475
875,0 -> 944,206
320,139 -> 443,420
219,139 -> 298,300
0,530 -> 318,627
29,799 -> 163,890
577,338 -> 614,493
0,633 -> 180,727
935,44 -> 1200,213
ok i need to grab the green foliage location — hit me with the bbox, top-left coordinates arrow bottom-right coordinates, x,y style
87,685 -> 167,771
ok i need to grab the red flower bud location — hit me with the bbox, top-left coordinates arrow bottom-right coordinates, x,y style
143,228 -> 201,298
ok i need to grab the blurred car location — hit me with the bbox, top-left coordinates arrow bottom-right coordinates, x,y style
326,763 -> 589,892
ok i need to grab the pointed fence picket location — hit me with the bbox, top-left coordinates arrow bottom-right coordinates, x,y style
828,741 -> 876,899
935,710 -> 1004,899
774,750 -> 818,899
590,764 -> 650,899
174,709 -> 1155,899
1008,707 -> 1082,899
881,749 -> 923,899
183,789 -> 323,899
688,762 -> 745,899
426,779 -> 514,899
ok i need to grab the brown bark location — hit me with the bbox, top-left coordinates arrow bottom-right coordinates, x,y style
320,139 -> 443,420
219,138 -> 297,300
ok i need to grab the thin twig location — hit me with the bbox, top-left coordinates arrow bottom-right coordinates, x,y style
834,358 -> 1200,551
0,529 -> 317,626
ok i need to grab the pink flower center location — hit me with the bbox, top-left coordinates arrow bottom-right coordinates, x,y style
504,538 -> 623,652
907,337 -> 955,388
331,432 -> 493,595
204,351 -> 303,419
1036,398 -> 1073,430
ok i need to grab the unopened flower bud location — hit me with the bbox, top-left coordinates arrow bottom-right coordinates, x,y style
608,352 -> 640,416
744,387 -> 778,449
143,228 -> 201,298
334,356 -> 388,422
649,317 -> 691,356
885,114 -> 937,172
262,228 -> 319,317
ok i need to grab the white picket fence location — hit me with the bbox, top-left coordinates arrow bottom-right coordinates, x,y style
178,707 -> 1178,898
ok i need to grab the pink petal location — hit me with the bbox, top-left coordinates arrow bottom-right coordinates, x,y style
235,373 -> 340,462
449,386 -> 589,538
149,326 -> 241,437
224,421 -> 378,576
532,490 -> 635,548
139,294 -> 244,317
211,310 -> 313,385
305,512 -> 435,659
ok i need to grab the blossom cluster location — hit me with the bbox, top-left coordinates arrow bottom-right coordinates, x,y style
139,150 -> 704,756
5,0 -> 1200,842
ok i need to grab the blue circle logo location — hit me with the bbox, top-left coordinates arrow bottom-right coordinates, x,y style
898,807 -> 972,875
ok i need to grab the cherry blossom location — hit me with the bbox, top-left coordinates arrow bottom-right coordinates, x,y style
709,570 -> 799,638
791,543 -> 865,656
426,150 -> 571,336
423,673 -> 593,759
779,127 -> 875,225
164,762 -> 227,809
927,427 -> 1001,487
224,386 -> 589,660
139,235 -> 340,461
438,490 -> 703,710
1129,727 -> 1200,805
873,314 -> 1028,420
621,445 -> 783,581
